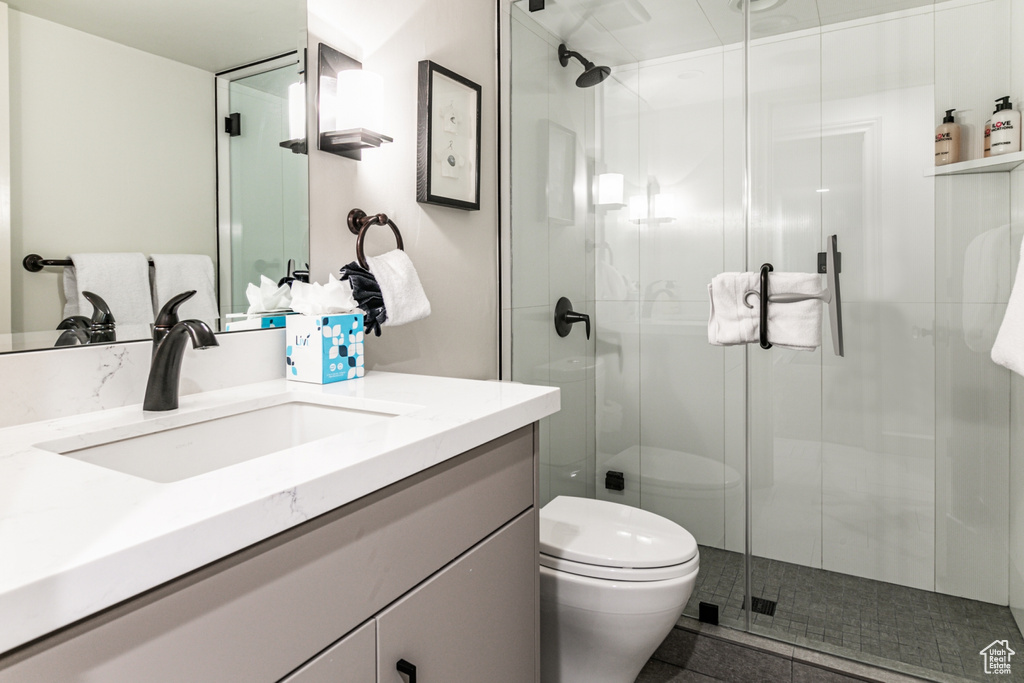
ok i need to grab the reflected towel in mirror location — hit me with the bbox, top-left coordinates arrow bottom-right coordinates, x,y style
63,253 -> 154,327
150,254 -> 219,327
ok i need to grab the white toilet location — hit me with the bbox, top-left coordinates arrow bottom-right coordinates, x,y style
539,496 -> 699,683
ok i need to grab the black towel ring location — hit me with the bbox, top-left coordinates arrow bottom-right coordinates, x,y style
347,208 -> 405,270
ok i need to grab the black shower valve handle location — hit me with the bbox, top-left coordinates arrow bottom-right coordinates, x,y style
554,296 -> 591,339
564,311 -> 590,339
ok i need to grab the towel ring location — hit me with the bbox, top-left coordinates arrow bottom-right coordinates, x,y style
347,208 -> 405,270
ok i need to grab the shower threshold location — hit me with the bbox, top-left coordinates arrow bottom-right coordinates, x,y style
681,546 -> 1024,682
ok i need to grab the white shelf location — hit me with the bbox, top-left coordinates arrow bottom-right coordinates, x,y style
925,151 -> 1024,176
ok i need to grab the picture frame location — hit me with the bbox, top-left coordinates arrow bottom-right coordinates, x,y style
417,60 -> 482,211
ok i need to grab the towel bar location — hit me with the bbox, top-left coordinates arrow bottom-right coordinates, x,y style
23,254 -> 155,272
347,208 -> 405,270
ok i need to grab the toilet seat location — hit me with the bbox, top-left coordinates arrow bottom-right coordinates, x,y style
540,496 -> 699,582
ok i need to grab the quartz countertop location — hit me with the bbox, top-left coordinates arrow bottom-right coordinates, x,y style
0,372 -> 559,654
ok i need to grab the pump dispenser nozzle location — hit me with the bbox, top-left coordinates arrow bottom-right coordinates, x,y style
943,109 -> 956,123
996,96 -> 1013,113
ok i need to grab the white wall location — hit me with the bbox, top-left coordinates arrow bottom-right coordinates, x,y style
8,11 -> 216,335
305,0 -> 498,381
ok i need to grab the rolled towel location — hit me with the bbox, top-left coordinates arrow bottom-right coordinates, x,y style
366,250 -> 431,327
63,253 -> 154,326
150,254 -> 219,327
991,238 -> 1024,375
708,271 -> 822,351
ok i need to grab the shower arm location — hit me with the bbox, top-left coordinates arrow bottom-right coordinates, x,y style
558,44 -> 592,70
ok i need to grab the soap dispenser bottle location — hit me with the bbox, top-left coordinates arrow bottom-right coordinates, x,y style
935,109 -> 961,166
990,96 -> 1022,156
985,117 -> 992,157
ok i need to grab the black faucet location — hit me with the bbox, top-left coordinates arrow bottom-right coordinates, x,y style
143,290 -> 219,411
55,291 -> 116,346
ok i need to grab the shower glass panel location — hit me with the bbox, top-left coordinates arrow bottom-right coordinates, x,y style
507,0 -> 1024,680
227,64 -> 309,316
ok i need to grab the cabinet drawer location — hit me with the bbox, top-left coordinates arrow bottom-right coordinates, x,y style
377,511 -> 536,683
280,620 -> 375,683
0,426 -> 535,683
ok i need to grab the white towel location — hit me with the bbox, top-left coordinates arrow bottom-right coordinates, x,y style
150,254 -> 219,327
366,250 -> 431,327
63,253 -> 154,326
991,238 -> 1024,375
708,271 -> 822,351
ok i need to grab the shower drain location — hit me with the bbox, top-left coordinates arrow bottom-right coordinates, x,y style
748,596 -> 778,617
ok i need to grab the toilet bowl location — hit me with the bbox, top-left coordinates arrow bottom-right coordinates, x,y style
539,496 -> 699,683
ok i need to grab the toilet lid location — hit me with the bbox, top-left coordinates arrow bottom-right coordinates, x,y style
539,496 -> 698,569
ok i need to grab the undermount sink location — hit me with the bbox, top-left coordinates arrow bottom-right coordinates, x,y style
35,398 -> 403,483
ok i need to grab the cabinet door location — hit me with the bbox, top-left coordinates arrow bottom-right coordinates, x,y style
280,620 -> 375,683
376,512 -> 536,683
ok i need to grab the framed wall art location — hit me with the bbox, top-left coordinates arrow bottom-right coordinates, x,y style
417,60 -> 482,210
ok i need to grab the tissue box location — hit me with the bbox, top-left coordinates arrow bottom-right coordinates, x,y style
285,314 -> 365,384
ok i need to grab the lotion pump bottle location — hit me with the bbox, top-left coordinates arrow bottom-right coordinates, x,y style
935,109 -> 961,166
990,96 -> 1022,156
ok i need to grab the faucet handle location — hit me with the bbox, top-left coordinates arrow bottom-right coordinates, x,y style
154,290 -> 197,328
82,291 -> 115,326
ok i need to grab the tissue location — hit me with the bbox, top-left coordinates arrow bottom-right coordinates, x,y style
246,275 -> 293,314
290,274 -> 359,315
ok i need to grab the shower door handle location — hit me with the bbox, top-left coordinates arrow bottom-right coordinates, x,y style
555,297 -> 590,339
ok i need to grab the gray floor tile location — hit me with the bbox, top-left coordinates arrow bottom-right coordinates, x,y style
684,545 -> 1024,682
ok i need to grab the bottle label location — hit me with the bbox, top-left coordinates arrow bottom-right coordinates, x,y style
936,132 -> 952,142
993,120 -> 1015,131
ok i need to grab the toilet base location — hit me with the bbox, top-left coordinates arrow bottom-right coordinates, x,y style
539,566 -> 696,683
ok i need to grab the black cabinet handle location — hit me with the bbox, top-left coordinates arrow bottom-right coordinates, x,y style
554,296 -> 591,339
397,659 -> 417,682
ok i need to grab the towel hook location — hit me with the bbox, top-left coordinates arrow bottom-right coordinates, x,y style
347,208 -> 405,270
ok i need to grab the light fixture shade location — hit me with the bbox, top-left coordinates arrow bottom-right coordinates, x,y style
287,81 -> 306,141
319,75 -> 337,131
652,193 -> 675,220
597,173 -> 624,206
334,70 -> 384,133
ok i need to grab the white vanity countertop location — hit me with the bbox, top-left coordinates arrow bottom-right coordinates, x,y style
0,372 -> 559,654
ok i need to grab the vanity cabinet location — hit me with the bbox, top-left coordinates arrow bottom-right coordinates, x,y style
0,426 -> 539,683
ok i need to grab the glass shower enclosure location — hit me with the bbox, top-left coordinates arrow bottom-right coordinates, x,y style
505,0 -> 1024,680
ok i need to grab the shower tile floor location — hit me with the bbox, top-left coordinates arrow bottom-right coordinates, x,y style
682,546 -> 1024,682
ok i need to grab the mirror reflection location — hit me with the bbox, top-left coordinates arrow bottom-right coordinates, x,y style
3,0 -> 308,353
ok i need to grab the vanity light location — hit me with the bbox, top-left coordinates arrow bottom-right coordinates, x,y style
278,81 -> 308,155
596,173 -> 625,208
628,191 -> 676,224
318,43 -> 393,160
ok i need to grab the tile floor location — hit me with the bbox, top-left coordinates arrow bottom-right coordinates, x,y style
674,546 -> 1024,682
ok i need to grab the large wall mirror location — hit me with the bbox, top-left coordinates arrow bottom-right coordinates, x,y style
2,0 -> 308,353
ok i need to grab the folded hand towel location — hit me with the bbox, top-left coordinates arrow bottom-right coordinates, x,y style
63,253 -> 154,326
708,271 -> 822,351
991,238 -> 1024,375
366,250 -> 431,327
150,254 -> 219,327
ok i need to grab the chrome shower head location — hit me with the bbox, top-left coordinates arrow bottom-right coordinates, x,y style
558,44 -> 610,88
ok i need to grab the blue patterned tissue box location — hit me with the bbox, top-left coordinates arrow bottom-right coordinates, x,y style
285,314 -> 365,384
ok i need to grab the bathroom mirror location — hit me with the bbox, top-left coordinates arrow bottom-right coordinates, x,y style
1,0 -> 308,353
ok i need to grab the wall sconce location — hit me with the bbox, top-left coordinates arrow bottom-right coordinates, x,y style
596,173 -> 625,208
628,178 -> 676,224
317,43 -> 392,160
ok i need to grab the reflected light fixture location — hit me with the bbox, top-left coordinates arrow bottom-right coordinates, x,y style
277,81 -> 307,154
596,173 -> 625,208
318,43 -> 393,160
